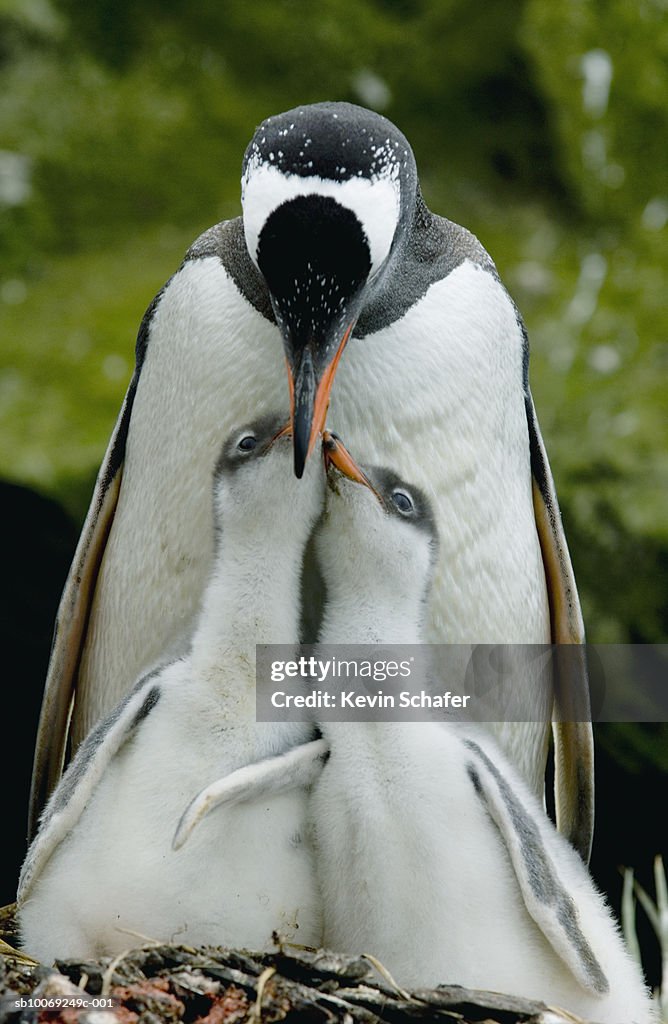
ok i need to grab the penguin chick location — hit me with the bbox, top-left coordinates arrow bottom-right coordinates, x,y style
307,449 -> 655,1023
17,414 -> 324,963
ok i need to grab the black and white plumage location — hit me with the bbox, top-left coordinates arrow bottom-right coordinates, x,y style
30,101 -> 593,861
182,455 -> 653,1023
18,415 -> 323,963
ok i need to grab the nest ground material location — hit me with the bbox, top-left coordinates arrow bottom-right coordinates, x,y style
0,904 -> 593,1024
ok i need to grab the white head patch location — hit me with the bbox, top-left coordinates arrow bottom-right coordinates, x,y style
242,163 -> 401,280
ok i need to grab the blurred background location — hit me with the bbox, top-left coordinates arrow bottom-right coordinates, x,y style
1,0 -> 666,987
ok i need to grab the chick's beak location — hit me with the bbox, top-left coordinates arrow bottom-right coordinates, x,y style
322,430 -> 382,502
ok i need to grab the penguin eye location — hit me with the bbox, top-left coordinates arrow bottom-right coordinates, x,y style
237,434 -> 258,453
391,489 -> 413,514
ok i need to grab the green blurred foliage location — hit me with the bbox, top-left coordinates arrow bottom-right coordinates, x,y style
0,0 -> 666,648
523,0 -> 668,221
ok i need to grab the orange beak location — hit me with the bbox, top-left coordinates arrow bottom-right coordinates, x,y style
288,322 -> 354,478
322,430 -> 382,502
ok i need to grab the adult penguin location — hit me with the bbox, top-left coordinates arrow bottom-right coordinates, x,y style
29,101 -> 594,862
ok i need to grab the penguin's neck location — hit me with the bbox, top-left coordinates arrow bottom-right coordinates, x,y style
319,577 -> 424,645
190,525 -> 305,683
318,574 -> 430,774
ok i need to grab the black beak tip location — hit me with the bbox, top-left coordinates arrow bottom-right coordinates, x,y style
294,452 -> 306,479
293,429 -> 309,479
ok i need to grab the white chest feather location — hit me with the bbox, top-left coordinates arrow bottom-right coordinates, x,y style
331,262 -> 549,643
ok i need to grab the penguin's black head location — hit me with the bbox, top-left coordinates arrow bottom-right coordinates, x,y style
242,102 -> 419,478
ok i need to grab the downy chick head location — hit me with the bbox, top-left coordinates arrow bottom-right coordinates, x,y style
318,430 -> 438,618
213,413 -> 324,544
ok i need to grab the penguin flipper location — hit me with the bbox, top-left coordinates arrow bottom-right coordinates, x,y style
525,390 -> 594,864
28,377 -> 138,840
18,673 -> 162,904
463,737 -> 609,997
172,737 -> 329,850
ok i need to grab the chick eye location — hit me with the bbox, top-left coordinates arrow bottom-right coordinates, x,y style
391,489 -> 413,514
237,434 -> 258,452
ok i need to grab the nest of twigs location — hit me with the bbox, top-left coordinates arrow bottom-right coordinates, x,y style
0,903 -> 587,1024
